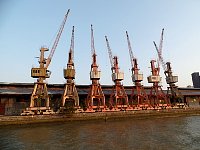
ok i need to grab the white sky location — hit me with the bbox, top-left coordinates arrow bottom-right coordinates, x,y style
0,0 -> 200,89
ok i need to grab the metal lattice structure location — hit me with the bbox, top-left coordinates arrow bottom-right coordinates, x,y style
154,29 -> 184,107
147,60 -> 170,109
22,10 -> 70,115
60,26 -> 81,113
105,36 -> 128,111
126,31 -> 150,110
85,25 -> 106,112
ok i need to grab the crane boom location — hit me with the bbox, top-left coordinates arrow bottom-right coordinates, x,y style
159,28 -> 164,54
45,9 -> 70,68
69,26 -> 74,62
91,24 -> 96,56
126,31 -> 135,69
105,36 -> 114,70
153,28 -> 166,72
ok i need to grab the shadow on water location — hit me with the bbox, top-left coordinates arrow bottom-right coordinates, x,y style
0,116 -> 200,150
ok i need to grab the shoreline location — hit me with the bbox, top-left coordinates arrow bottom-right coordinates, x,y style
0,108 -> 200,126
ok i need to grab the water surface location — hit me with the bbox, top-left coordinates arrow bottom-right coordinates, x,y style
0,116 -> 200,150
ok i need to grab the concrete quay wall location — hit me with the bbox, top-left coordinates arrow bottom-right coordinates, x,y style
1,108 -> 200,126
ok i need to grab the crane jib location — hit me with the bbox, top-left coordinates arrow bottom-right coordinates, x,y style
45,9 -> 70,69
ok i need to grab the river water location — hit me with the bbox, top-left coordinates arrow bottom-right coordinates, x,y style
0,115 -> 200,150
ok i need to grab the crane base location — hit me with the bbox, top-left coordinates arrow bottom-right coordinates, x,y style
21,107 -> 55,115
154,106 -> 162,110
74,108 -> 84,113
133,107 -> 142,111
84,109 -> 96,113
126,107 -> 134,111
58,106 -> 83,114
147,107 -> 155,110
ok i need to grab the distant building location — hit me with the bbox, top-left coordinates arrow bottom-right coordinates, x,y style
191,72 -> 200,88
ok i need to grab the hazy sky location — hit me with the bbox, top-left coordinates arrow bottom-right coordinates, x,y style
0,0 -> 200,89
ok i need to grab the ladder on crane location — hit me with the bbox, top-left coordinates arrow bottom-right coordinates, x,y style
105,36 -> 128,111
21,10 -> 70,115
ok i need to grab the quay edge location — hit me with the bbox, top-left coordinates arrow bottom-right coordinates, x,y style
0,108 -> 200,126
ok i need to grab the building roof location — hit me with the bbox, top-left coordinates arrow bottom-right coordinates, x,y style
0,82 -> 200,96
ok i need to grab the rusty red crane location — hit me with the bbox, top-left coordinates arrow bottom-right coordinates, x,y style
85,25 -> 106,112
154,29 -> 184,107
148,29 -> 170,109
60,26 -> 81,113
22,10 -> 70,115
105,36 -> 128,111
126,31 -> 150,110
147,60 -> 168,109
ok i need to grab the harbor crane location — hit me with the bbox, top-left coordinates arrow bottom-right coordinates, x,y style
86,25 -> 106,112
22,10 -> 70,115
126,31 -> 150,110
153,28 -> 184,107
105,36 -> 128,111
147,59 -> 170,109
60,26 -> 80,113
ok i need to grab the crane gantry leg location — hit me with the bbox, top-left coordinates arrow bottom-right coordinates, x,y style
60,81 -> 80,113
130,85 -> 151,110
22,80 -> 54,115
86,81 -> 106,112
149,85 -> 170,109
26,80 -> 54,115
108,81 -> 129,111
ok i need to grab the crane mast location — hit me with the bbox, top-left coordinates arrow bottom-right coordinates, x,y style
22,10 -> 70,115
60,26 -> 81,113
64,26 -> 75,79
85,25 -> 105,112
126,31 -> 149,110
90,25 -> 100,80
154,29 -> 184,107
105,36 -> 128,111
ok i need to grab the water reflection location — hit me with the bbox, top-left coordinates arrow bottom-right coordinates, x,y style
0,116 -> 200,150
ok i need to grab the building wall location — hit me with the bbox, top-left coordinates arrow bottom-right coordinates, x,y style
186,96 -> 200,108
1,83 -> 200,115
0,103 -> 5,115
0,97 -> 29,115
